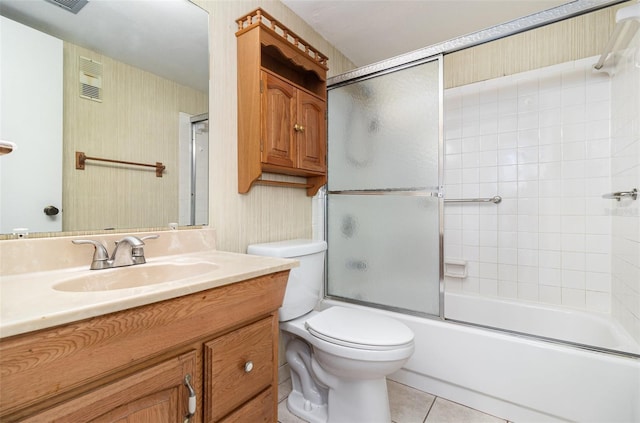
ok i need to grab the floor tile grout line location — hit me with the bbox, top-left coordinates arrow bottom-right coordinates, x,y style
423,395 -> 438,423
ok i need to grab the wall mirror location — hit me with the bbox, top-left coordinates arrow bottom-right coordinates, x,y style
0,0 -> 209,236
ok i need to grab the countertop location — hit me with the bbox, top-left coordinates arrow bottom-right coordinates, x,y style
0,229 -> 297,338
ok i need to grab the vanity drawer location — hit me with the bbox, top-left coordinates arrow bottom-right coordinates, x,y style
218,387 -> 274,423
205,315 -> 275,422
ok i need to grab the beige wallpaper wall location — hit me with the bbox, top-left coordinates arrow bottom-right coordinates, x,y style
62,43 -> 208,231
444,2 -> 631,88
191,1 -> 626,253
193,0 -> 355,253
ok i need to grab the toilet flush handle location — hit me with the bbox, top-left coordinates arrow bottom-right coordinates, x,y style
244,360 -> 254,373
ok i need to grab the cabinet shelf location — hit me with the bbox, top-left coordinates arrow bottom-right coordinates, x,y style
236,8 -> 328,196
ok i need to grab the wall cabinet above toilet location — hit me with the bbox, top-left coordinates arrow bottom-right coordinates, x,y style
235,8 -> 328,196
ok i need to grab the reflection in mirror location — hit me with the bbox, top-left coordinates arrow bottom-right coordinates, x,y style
0,0 -> 209,236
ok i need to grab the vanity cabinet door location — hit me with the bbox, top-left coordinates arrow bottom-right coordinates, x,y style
205,315 -> 276,422
23,351 -> 197,423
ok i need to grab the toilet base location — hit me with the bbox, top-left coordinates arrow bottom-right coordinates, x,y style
326,377 -> 391,423
288,376 -> 392,423
287,389 -> 328,423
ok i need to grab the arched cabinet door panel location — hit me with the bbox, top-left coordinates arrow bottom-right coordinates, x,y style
297,90 -> 326,173
261,72 -> 296,169
23,351 -> 197,423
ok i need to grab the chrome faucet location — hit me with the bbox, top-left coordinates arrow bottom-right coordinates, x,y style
72,234 -> 159,270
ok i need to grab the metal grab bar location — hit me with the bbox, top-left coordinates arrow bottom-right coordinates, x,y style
445,196 -> 502,204
602,188 -> 637,201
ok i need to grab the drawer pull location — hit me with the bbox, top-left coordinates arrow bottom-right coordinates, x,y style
184,374 -> 196,422
244,360 -> 254,373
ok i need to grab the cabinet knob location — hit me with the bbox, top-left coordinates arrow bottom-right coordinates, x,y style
244,360 -> 254,373
294,124 -> 305,133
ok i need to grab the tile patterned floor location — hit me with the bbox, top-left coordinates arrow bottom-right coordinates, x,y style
277,378 -> 508,423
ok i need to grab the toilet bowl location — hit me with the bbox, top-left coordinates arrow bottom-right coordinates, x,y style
247,239 -> 415,423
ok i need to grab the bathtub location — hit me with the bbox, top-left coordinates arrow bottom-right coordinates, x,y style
322,295 -> 640,423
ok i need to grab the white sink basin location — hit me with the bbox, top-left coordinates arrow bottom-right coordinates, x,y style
53,260 -> 219,292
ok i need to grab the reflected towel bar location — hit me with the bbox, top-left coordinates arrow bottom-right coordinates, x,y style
75,151 -> 165,177
445,196 -> 502,204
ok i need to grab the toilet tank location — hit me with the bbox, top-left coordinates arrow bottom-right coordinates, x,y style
247,239 -> 327,322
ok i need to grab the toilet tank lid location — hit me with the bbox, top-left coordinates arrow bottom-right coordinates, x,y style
247,239 -> 327,258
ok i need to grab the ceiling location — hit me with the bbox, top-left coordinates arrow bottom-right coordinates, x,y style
280,0 -> 572,67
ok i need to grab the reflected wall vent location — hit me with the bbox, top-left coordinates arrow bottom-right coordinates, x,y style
79,56 -> 103,102
44,0 -> 88,14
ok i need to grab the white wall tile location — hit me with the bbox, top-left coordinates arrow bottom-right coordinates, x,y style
540,285 -> 562,305
539,108 -> 562,130
479,279 -> 499,296
539,267 -> 562,286
562,104 -> 586,124
498,281 -> 518,298
539,162 -> 562,180
518,283 -> 539,301
562,85 -> 586,106
586,271 -> 611,292
480,134 -> 498,151
498,249 -> 518,266
518,146 -> 539,163
498,114 -> 518,133
443,54 -> 621,322
518,265 -> 539,284
586,291 -> 610,313
562,287 -> 586,308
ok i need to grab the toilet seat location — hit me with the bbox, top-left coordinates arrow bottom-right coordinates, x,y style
305,306 -> 414,351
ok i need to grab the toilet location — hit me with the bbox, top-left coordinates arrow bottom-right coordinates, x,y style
247,239 -> 415,423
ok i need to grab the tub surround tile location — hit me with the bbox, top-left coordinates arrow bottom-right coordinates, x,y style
444,55 -> 615,314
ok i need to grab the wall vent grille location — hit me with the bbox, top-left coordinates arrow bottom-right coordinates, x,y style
79,56 -> 103,102
44,0 -> 88,14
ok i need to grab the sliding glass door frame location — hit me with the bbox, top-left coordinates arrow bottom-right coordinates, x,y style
324,55 -> 445,320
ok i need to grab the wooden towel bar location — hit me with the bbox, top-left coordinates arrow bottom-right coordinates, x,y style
75,151 -> 165,177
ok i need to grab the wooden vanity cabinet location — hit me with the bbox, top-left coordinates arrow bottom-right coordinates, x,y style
236,8 -> 328,196
0,271 -> 289,423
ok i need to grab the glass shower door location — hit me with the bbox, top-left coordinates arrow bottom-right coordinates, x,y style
326,57 -> 442,316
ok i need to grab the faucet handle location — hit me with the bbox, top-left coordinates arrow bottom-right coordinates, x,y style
72,239 -> 110,270
130,234 -> 159,264
140,234 -> 159,242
